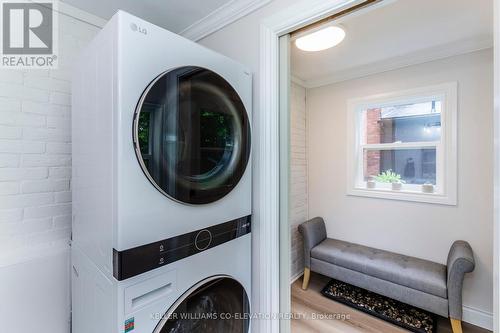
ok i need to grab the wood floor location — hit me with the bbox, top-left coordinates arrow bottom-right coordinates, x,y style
291,272 -> 491,333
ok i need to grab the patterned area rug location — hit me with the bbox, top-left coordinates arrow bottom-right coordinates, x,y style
321,279 -> 436,333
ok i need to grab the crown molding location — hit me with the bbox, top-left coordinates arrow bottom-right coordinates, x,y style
291,75 -> 307,87
180,0 -> 272,41
28,0 -> 107,28
58,2 -> 107,28
298,36 -> 493,89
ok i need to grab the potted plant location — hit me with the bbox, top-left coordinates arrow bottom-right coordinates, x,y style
374,170 -> 405,190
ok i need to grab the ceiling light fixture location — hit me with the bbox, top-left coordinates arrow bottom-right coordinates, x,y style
295,25 -> 346,52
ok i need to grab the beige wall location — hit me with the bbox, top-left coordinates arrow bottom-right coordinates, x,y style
290,82 -> 307,279
307,49 -> 493,316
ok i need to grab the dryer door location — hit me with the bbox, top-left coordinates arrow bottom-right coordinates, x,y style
133,66 -> 251,205
154,276 -> 250,333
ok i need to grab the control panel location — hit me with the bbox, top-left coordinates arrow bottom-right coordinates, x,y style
113,216 -> 251,280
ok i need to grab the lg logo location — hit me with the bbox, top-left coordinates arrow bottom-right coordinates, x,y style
130,22 -> 147,35
2,2 -> 53,54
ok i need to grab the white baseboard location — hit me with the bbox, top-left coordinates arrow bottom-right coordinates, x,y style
290,271 -> 304,284
462,305 -> 493,331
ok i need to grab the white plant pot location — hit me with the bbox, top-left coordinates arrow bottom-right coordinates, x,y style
392,182 -> 402,191
422,184 -> 434,193
367,180 -> 376,189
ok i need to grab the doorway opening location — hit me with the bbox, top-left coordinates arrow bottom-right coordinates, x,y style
278,1 -> 495,332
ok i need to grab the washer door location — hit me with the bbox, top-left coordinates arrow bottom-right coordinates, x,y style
154,276 -> 250,333
134,66 -> 251,205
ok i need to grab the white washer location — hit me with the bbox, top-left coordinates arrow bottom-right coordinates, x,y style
72,234 -> 251,333
72,10 -> 251,276
71,10 -> 252,333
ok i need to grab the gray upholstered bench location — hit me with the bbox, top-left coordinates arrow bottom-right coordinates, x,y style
299,217 -> 475,333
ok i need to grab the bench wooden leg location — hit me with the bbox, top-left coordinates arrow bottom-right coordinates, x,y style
302,268 -> 310,290
450,318 -> 463,333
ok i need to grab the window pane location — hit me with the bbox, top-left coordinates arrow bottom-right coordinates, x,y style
363,100 -> 441,144
363,148 -> 436,185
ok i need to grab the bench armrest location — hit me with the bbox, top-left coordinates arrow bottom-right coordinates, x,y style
447,240 -> 475,319
298,217 -> 327,268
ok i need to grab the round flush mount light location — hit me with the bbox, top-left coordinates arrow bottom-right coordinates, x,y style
295,25 -> 346,52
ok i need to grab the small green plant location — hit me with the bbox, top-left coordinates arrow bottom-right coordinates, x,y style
374,170 -> 405,183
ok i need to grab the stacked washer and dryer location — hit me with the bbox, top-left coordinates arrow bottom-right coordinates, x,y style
72,11 -> 252,333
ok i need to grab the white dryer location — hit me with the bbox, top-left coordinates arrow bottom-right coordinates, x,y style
72,10 -> 252,279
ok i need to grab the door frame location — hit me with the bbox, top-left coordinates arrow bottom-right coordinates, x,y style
258,2 -> 372,332
257,0 -> 500,332
494,1 -> 499,331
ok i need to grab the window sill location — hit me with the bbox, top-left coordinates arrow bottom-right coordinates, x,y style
347,187 -> 456,205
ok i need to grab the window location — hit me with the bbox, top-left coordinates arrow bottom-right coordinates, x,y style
347,83 -> 457,205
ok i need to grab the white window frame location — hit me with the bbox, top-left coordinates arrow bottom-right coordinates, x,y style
346,82 -> 458,205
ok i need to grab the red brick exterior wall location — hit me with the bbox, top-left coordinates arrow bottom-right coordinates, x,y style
365,108 -> 382,178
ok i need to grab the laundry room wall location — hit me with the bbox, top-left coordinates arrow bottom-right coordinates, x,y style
0,7 -> 103,333
290,81 -> 307,280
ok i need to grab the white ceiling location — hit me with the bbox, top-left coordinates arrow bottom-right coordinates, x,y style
291,0 -> 493,87
60,0 -> 233,33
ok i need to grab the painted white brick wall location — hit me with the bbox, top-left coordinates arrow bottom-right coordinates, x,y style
290,82 -> 308,279
0,9 -> 102,333
0,13 -> 100,257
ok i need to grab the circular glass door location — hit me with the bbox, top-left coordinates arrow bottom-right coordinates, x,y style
154,276 -> 250,333
133,66 -> 251,205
